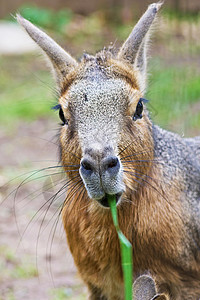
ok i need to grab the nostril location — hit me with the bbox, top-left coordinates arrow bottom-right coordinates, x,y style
104,156 -> 120,172
81,159 -> 93,171
107,157 -> 119,169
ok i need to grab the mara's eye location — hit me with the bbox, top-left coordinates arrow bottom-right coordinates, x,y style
59,107 -> 67,125
52,104 -> 68,125
133,98 -> 143,121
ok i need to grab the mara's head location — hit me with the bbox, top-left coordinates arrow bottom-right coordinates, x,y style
17,2 -> 162,208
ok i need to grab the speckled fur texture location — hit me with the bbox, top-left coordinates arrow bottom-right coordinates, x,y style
17,2 -> 200,299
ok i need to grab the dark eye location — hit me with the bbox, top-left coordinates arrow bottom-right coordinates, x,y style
133,98 -> 143,121
52,104 -> 68,125
59,107 -> 67,125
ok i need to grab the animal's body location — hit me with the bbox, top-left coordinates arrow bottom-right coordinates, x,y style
63,123 -> 200,300
17,2 -> 200,299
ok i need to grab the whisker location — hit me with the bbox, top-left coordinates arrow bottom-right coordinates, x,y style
41,179 -> 83,235
123,169 -> 157,184
44,179 -> 83,237
17,171 -> 77,202
35,178 -> 82,271
49,181 -> 84,237
12,168 -> 79,237
120,149 -> 155,160
29,136 -> 60,147
65,180 -> 85,213
122,159 -> 163,164
45,180 -> 83,283
63,180 -> 84,212
117,140 -> 137,156
17,175 -> 80,250
18,175 -> 70,209
11,166 -> 78,204
20,175 -> 81,282
78,189 -> 90,211
3,164 -> 79,203
125,170 -> 185,225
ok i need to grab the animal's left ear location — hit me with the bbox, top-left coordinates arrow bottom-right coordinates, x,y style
117,2 -> 163,92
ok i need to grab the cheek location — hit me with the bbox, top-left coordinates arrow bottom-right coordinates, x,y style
60,127 -> 82,172
118,118 -> 154,180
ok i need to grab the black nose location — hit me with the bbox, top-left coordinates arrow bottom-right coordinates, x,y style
80,156 -> 120,177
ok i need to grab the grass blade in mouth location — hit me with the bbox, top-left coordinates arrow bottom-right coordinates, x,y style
108,194 -> 133,300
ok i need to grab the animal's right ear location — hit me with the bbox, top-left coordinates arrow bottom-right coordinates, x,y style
16,14 -> 78,90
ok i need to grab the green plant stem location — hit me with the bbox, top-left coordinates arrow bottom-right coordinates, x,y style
108,195 -> 133,300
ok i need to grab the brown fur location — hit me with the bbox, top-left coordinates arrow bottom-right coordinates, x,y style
62,160 -> 200,299
60,57 -> 200,299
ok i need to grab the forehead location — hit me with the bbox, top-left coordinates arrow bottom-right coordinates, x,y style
66,77 -> 132,146
67,77 -> 130,116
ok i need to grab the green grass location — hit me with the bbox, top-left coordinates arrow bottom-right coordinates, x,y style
50,287 -> 87,300
0,246 -> 38,280
0,55 -> 56,129
0,290 -> 15,300
12,262 -> 38,279
163,8 -> 200,23
50,287 -> 73,300
0,246 -> 38,300
146,59 -> 200,133
8,5 -> 73,34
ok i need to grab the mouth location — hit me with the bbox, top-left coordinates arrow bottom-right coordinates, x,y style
97,191 -> 123,208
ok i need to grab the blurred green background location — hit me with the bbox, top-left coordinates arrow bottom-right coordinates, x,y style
0,0 -> 200,299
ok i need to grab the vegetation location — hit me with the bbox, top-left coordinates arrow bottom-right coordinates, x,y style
0,245 -> 38,280
163,8 -> 200,22
8,5 -> 73,33
0,55 -> 55,129
147,59 -> 200,134
50,287 -> 87,300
